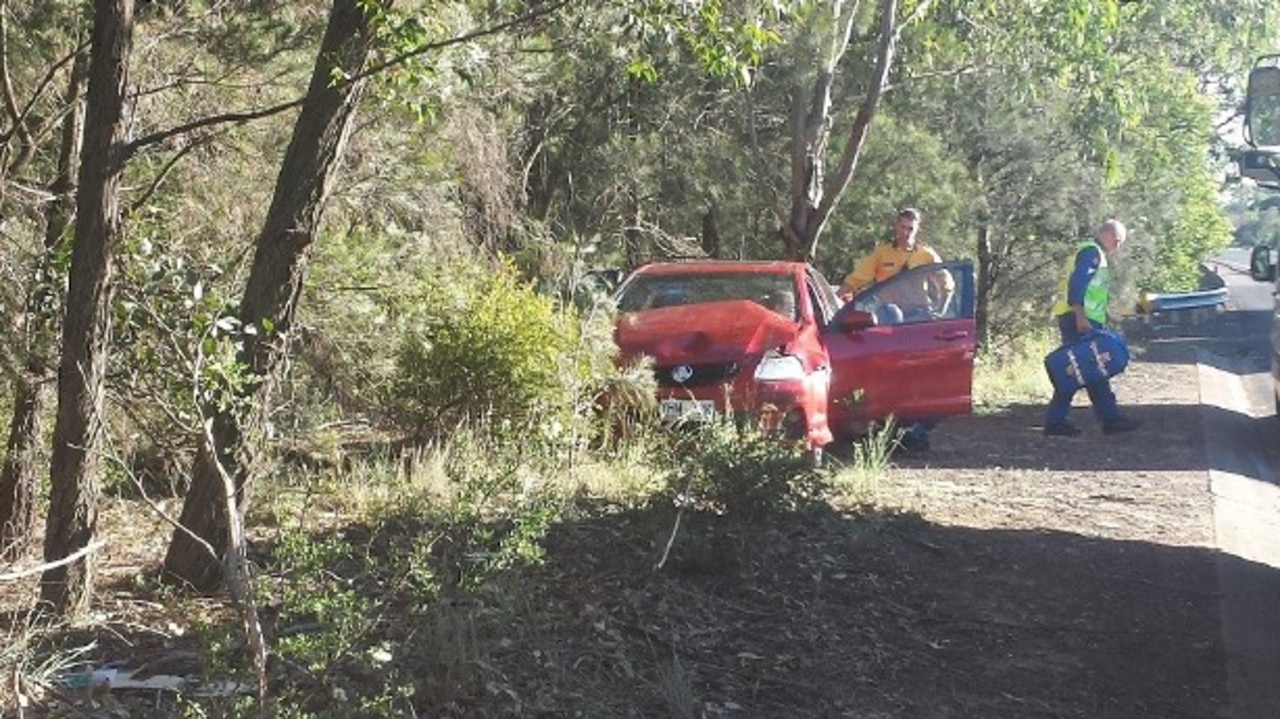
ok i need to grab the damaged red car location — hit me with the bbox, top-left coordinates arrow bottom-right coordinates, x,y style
611,260 -> 977,454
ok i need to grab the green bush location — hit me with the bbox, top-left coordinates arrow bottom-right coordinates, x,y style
386,256 -> 611,445
659,420 -> 828,520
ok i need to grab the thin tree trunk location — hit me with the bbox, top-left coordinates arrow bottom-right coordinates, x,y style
41,0 -> 133,618
798,0 -> 900,261
0,386 -> 41,561
976,221 -> 994,350
624,187 -> 644,269
781,0 -> 904,262
163,0 -> 380,591
0,47 -> 87,562
700,204 -> 721,259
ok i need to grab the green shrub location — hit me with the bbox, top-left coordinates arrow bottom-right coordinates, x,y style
658,419 -> 828,520
386,256 -> 611,446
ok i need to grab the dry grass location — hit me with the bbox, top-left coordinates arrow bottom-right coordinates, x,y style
972,330 -> 1056,412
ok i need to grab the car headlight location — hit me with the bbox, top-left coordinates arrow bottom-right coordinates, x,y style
754,350 -> 805,381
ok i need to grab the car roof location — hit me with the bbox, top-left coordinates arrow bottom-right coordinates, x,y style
631,260 -> 806,276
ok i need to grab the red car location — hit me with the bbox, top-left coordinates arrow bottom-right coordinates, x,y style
612,259 -> 977,452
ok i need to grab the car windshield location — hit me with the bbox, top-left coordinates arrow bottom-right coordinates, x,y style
616,271 -> 797,319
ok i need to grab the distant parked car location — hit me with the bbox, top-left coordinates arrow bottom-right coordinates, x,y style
1249,244 -> 1277,282
611,259 -> 977,456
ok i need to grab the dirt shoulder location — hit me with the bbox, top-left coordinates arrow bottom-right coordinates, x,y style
861,336 -> 1225,718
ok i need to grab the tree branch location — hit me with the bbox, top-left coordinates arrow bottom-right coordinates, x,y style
127,131 -> 220,212
125,1 -> 572,159
125,97 -> 305,156
806,0 -> 901,259
0,540 -> 105,582
357,0 -> 572,83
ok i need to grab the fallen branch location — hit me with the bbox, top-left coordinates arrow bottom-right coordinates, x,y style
0,540 -> 106,582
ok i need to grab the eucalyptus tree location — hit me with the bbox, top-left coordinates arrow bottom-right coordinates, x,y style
476,3 -> 792,272
40,0 -> 133,617
158,0 -> 785,591
883,0 -> 1280,345
160,0 -> 387,592
0,2 -> 90,560
776,0 -> 926,261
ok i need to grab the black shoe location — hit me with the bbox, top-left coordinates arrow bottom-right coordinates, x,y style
1102,416 -> 1143,435
1043,422 -> 1081,437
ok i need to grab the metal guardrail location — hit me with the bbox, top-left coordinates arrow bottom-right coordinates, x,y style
1138,287 -> 1229,314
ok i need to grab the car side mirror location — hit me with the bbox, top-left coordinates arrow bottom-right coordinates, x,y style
1246,62 -> 1280,148
839,309 -> 876,332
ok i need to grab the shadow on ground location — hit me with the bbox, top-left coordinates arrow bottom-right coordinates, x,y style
19,497 -> 1246,719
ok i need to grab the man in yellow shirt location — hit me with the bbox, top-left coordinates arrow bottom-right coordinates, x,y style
839,207 -> 944,301
837,207 -> 951,452
839,208 -> 954,322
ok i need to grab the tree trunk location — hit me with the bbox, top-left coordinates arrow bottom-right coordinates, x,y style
163,0 -> 380,591
41,0 -> 133,618
976,221 -> 994,350
700,204 -> 721,259
0,386 -> 41,561
623,187 -> 644,269
0,47 -> 87,563
783,0 -> 900,262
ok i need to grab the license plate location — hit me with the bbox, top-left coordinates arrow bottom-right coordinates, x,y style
659,398 -> 717,422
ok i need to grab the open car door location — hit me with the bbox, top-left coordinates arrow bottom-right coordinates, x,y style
822,261 -> 977,433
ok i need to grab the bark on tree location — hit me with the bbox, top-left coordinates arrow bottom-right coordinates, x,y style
0,48 -> 87,562
0,388 -> 41,561
624,188 -> 645,269
976,221 -> 994,350
700,204 -> 721,259
40,0 -> 133,617
782,0 -> 903,262
162,0 -> 380,591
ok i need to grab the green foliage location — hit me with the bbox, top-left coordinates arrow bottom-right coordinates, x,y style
106,234 -> 252,494
385,255 -> 612,445
231,426 -> 569,717
815,114 -> 980,282
1231,205 -> 1280,250
1140,175 -> 1233,293
657,419 -> 828,520
972,329 -> 1057,411
624,0 -> 787,84
438,425 -> 564,585
251,525 -> 423,718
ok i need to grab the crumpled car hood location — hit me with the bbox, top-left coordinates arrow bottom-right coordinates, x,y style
615,300 -> 798,365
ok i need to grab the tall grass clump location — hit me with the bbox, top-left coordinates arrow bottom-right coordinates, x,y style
827,420 -> 899,501
973,329 -> 1057,412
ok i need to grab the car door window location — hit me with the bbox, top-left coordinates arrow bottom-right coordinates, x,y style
832,262 -> 973,328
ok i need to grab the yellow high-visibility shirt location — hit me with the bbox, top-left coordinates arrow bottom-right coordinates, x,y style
840,242 -> 945,296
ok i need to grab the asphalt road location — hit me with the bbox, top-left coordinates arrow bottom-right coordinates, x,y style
1195,249 -> 1279,719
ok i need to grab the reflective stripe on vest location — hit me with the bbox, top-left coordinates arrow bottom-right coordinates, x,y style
1051,240 -> 1109,322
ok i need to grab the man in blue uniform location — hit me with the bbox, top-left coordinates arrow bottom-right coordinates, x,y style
1043,219 -> 1143,437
